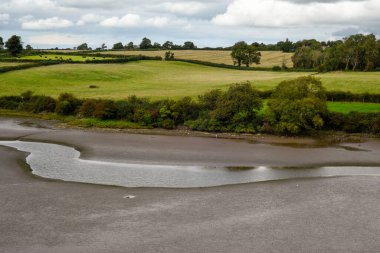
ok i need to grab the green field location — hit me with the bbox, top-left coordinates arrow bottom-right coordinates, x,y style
0,62 -> 27,67
314,72 -> 380,94
100,50 -> 294,68
327,102 -> 380,114
0,61 -> 307,99
20,54 -> 112,62
1,61 -> 380,100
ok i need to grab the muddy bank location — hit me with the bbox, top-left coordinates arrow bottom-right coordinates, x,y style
1,146 -> 380,253
1,117 -> 380,168
1,117 -> 380,252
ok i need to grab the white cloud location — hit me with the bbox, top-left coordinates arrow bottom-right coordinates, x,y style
144,17 -> 169,27
77,13 -> 105,25
212,0 -> 380,27
100,14 -> 140,27
20,16 -> 74,29
1,0 -> 57,13
161,2 -> 209,15
0,13 -> 10,24
29,34 -> 84,45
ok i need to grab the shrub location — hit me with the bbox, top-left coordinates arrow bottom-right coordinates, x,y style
0,96 -> 22,109
93,100 -> 117,119
55,93 -> 82,115
266,76 -> 327,134
29,95 -> 56,113
79,99 -> 97,117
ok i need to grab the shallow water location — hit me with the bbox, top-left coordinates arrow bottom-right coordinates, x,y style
1,140 -> 379,188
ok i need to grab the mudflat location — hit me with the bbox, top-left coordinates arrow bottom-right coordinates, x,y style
1,117 -> 380,252
1,117 -> 380,168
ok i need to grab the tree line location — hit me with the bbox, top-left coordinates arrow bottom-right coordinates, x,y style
292,34 -> 380,71
75,38 -> 197,51
1,77 -> 379,135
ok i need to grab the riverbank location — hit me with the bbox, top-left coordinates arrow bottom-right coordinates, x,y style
1,145 -> 380,252
1,117 -> 380,252
1,117 -> 380,168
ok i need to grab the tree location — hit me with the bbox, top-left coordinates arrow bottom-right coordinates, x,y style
292,46 -> 322,69
162,41 -> 173,49
125,42 -> 134,49
77,43 -> 89,50
5,35 -> 23,56
25,44 -> 33,50
266,76 -> 327,134
101,43 -> 107,50
153,42 -> 161,49
139,37 -> 152,49
112,42 -> 124,50
231,41 -> 261,67
277,38 -> 294,52
164,51 -> 174,60
0,36 -> 4,49
183,41 -> 196,49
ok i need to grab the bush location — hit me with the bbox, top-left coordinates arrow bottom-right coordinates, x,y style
55,93 -> 82,115
29,95 -> 56,113
93,100 -> 117,119
0,96 -> 22,109
79,99 -> 97,117
266,76 -> 327,134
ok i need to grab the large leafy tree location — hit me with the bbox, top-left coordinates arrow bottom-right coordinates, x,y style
77,43 -> 89,50
162,41 -> 173,49
292,46 -> 322,69
183,41 -> 196,49
5,35 -> 23,56
231,41 -> 261,67
139,37 -> 152,49
125,42 -> 134,49
112,42 -> 124,50
266,76 -> 327,134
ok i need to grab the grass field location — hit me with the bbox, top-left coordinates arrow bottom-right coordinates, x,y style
100,50 -> 294,68
20,54 -> 113,62
1,61 -> 380,99
0,62 -> 28,67
314,72 -> 380,94
0,61 -> 306,99
327,102 -> 380,114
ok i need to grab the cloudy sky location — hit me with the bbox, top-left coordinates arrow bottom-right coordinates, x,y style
1,0 -> 379,48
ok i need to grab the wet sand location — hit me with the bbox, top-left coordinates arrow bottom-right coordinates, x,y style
1,117 -> 380,168
1,117 -> 380,252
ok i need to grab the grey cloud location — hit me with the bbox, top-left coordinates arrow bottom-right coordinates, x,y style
280,0 -> 366,3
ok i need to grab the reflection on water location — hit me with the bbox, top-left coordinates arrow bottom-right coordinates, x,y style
1,140 -> 379,188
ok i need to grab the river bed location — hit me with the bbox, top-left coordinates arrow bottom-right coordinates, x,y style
1,140 -> 379,188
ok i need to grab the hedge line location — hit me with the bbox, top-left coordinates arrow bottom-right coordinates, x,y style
256,90 -> 380,103
1,91 -> 379,135
0,61 -> 61,73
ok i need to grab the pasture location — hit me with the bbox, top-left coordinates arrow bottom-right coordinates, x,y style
0,62 -> 27,67
327,102 -> 380,114
20,54 -> 113,62
0,61 -> 307,99
1,61 -> 380,99
100,50 -> 294,68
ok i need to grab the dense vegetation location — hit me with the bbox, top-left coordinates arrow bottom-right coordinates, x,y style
1,77 -> 379,136
292,34 -> 380,71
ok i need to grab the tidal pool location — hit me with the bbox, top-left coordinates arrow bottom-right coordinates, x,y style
1,140 -> 379,188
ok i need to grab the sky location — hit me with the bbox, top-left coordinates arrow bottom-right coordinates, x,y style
0,0 -> 379,49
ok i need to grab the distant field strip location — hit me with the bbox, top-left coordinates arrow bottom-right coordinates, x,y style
100,50 -> 294,68
1,61 -> 379,99
327,102 -> 380,114
20,54 -> 113,62
0,62 -> 27,67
